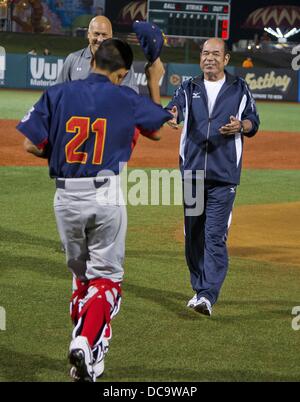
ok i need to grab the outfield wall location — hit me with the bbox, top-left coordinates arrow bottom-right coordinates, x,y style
0,53 -> 299,102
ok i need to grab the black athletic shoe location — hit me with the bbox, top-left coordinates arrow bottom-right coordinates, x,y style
69,336 -> 95,382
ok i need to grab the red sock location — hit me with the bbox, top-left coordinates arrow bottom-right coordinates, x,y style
81,295 -> 106,347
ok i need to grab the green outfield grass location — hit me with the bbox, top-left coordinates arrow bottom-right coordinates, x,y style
1,89 -> 300,132
253,103 -> 300,132
0,89 -> 42,119
0,167 -> 299,382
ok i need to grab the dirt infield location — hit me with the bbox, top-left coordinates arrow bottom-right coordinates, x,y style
1,120 -> 300,169
1,119 -> 299,267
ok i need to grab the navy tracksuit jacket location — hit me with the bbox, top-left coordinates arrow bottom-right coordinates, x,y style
167,71 -> 260,305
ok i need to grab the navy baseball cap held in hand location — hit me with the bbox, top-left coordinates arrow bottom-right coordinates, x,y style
132,21 -> 164,63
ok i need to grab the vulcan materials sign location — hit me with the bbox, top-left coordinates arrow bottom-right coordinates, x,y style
1,53 -> 64,89
28,56 -> 64,88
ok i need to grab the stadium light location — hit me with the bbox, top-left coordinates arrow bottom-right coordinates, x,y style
264,26 -> 300,40
264,27 -> 281,38
284,28 -> 300,38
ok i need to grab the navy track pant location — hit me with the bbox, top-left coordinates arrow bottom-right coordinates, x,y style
184,181 -> 236,305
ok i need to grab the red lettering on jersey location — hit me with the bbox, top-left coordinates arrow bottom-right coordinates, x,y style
65,116 -> 90,164
92,118 -> 107,165
65,116 -> 107,165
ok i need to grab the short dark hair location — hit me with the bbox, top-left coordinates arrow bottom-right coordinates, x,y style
199,39 -> 230,56
94,39 -> 133,72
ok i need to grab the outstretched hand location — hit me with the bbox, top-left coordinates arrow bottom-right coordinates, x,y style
219,116 -> 241,135
167,106 -> 179,129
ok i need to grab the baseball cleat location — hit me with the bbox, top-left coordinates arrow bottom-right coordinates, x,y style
70,358 -> 104,380
70,337 -> 108,381
69,336 -> 95,382
70,359 -> 104,382
193,297 -> 212,316
70,360 -> 104,382
187,293 -> 198,308
70,363 -> 104,380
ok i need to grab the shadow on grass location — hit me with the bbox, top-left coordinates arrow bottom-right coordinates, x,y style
0,347 -> 67,382
124,282 -> 208,321
124,282 -> 298,322
217,299 -> 300,322
1,352 -> 298,382
0,226 -> 61,252
0,252 -> 69,280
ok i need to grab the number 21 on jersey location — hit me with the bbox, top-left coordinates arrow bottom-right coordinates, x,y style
65,116 -> 107,165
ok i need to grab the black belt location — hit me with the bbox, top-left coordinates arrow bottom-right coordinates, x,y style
55,178 -> 109,189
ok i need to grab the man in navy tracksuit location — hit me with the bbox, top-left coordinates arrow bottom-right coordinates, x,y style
167,38 -> 260,316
